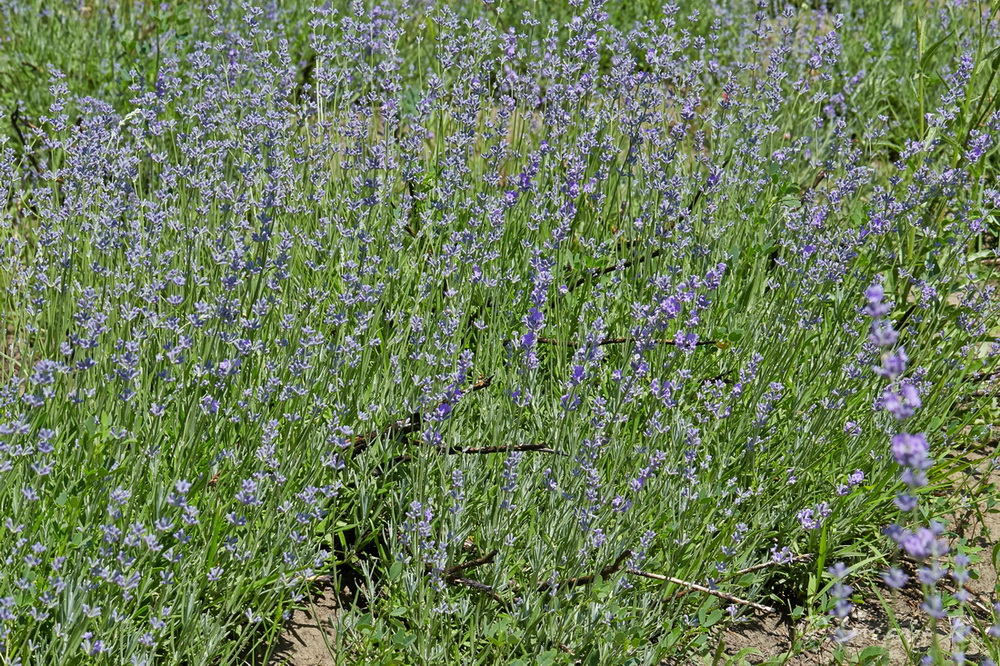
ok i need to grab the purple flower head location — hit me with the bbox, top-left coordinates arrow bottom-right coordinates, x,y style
797,502 -> 831,531
827,562 -> 849,579
500,452 -> 523,511
899,468 -> 928,488
891,526 -> 949,560
235,479 -> 261,507
427,401 -> 453,423
827,561 -> 854,635
524,307 -> 545,332
883,383 -> 921,420
770,545 -> 793,564
875,347 -> 908,380
890,432 -> 931,471
401,501 -> 434,549
200,394 -> 219,415
868,320 -> 899,347
965,129 -> 992,164
916,563 -> 947,586
881,567 -> 908,589
863,284 -> 891,319
894,493 -> 918,512
920,594 -> 947,620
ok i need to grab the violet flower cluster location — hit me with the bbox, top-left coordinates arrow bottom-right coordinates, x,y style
864,285 -> 948,576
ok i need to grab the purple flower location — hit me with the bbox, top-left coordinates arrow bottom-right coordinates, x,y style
875,347 -> 909,380
890,433 -> 931,471
827,562 -> 854,642
863,284 -> 891,319
234,479 -> 261,507
920,594 -> 947,619
881,567 -> 908,589
499,452 -> 523,511
200,394 -> 219,415
894,493 -> 919,512
797,502 -> 831,531
524,307 -> 545,332
891,526 -> 949,560
883,383 -> 920,420
770,545 -> 793,564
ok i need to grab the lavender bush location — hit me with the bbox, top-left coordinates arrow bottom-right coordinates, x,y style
1,0 -> 1000,663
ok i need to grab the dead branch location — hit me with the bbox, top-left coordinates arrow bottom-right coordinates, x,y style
730,553 -> 813,577
536,336 -> 717,349
628,568 -> 776,614
537,551 -> 632,593
567,248 -> 666,293
563,176 -> 714,295
352,412 -> 422,455
443,550 -> 498,581
449,443 -> 564,456
393,442 -> 565,464
449,576 -> 510,608
422,550 -> 511,608
352,375 -> 493,455
10,108 -> 44,178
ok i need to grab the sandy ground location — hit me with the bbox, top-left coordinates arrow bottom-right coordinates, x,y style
267,583 -> 347,666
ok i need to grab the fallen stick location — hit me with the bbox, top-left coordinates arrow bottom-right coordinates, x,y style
537,551 -> 632,593
352,412 -> 421,455
566,248 -> 667,293
425,552 -> 511,608
562,178 -> 714,295
731,553 -> 813,577
443,550 -> 498,581
449,577 -> 510,608
627,568 -> 776,614
10,107 -> 43,178
450,443 -> 564,456
667,554 -> 812,603
392,442 -> 565,465
352,375 -> 493,454
536,336 -> 717,348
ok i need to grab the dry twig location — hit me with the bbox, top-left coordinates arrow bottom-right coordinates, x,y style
10,108 -> 45,179
628,568 -> 776,614
537,551 -> 632,593
536,335 -> 717,349
730,553 -> 813,577
562,175 -> 716,295
443,550 -> 498,581
352,375 -> 493,455
450,577 -> 509,607
394,442 -> 565,464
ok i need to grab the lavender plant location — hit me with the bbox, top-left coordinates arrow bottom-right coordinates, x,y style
0,0 -> 999,664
